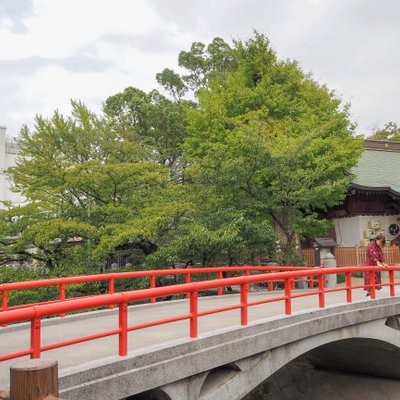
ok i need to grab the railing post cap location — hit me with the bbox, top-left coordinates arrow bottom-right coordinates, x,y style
11,359 -> 58,372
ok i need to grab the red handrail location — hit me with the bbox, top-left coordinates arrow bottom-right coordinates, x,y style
0,266 -> 398,362
0,265 -> 312,313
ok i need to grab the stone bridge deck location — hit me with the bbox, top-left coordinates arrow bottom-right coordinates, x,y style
0,282 -> 393,388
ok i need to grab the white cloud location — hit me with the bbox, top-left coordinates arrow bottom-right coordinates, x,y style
0,0 -> 161,59
1,0 -> 400,137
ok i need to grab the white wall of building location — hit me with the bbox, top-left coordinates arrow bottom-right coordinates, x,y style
0,126 -> 25,208
334,214 -> 400,246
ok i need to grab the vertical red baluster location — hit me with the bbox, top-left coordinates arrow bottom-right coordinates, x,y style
1,290 -> 7,312
119,301 -> 128,356
285,278 -> 291,315
269,269 -> 275,292
318,275 -> 325,308
268,269 -> 274,292
217,271 -> 223,296
150,275 -> 156,304
185,273 -> 191,299
59,283 -> 65,318
30,317 -> 41,359
190,291 -> 198,338
345,272 -> 352,303
244,270 -> 249,297
1,290 -> 8,327
108,278 -> 115,310
370,269 -> 376,299
389,270 -> 395,297
240,283 -> 248,325
309,276 -> 314,289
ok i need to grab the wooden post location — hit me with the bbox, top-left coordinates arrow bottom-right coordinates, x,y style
356,246 -> 360,266
10,359 -> 59,400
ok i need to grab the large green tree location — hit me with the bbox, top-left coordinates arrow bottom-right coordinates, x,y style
1,101 -> 181,271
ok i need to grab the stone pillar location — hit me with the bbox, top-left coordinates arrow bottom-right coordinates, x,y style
323,252 -> 337,288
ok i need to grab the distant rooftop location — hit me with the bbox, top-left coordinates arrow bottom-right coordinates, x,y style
364,139 -> 400,152
350,139 -> 400,196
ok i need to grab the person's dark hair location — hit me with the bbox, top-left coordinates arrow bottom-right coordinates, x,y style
375,233 -> 386,246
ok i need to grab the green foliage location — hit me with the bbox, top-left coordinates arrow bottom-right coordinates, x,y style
1,101 -> 176,270
0,265 -> 55,307
178,37 -> 237,91
0,264 -> 152,308
145,182 -> 276,268
337,273 -> 346,284
369,121 -> 400,141
156,68 -> 187,101
103,87 -> 194,182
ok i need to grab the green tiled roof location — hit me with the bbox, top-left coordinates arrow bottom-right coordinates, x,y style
351,148 -> 400,196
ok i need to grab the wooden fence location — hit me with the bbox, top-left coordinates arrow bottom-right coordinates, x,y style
301,249 -> 315,267
301,246 -> 400,267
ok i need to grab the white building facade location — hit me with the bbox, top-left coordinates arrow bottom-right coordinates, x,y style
334,215 -> 400,247
0,126 -> 24,208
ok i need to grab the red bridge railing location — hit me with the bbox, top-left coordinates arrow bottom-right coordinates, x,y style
0,266 -> 398,363
0,265 -> 312,314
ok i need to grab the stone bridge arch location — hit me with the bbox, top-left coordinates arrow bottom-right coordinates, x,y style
196,316 -> 400,400
198,363 -> 241,399
125,388 -> 172,400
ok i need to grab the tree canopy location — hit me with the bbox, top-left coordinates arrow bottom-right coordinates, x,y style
0,32 -> 363,273
1,101 -> 179,271
181,32 -> 363,263
369,121 -> 400,141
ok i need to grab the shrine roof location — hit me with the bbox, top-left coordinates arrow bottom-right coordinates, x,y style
351,140 -> 400,196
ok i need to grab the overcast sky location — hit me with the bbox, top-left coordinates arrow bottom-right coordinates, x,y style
1,0 -> 399,137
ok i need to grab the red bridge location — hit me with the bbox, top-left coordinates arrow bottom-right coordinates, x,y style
1,265 -> 399,400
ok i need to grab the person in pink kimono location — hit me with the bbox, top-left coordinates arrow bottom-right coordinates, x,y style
365,233 -> 386,297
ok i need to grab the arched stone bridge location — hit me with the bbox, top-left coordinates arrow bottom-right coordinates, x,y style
1,288 -> 400,399
59,295 -> 400,399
